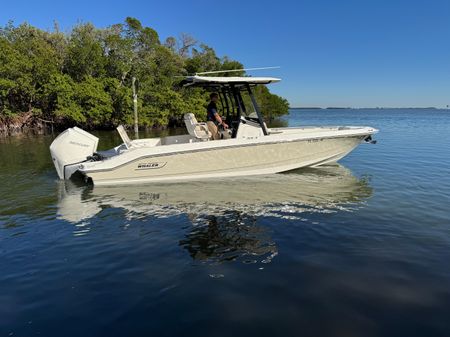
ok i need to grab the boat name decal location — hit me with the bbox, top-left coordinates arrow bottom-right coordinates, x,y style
136,162 -> 167,170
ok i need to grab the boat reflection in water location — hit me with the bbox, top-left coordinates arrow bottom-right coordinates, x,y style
57,165 -> 372,265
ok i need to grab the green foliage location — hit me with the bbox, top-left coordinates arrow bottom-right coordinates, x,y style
76,76 -> 113,126
220,57 -> 245,76
0,24 -> 58,116
0,18 -> 289,130
64,23 -> 106,81
44,73 -> 83,123
253,85 -> 290,120
185,44 -> 221,74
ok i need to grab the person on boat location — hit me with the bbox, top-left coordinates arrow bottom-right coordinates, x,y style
206,92 -> 228,140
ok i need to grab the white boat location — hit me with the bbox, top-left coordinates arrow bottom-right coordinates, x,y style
50,75 -> 378,185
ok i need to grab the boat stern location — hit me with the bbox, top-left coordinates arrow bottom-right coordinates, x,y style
49,127 -> 99,180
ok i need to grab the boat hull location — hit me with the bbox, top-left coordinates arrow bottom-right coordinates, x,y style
82,135 -> 366,185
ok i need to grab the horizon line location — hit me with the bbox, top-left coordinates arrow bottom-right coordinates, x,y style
290,106 -> 450,110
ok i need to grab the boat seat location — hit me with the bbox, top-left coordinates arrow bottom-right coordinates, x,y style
116,125 -> 132,149
184,113 -> 211,140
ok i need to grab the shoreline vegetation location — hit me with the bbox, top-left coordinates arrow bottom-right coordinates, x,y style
0,17 -> 289,136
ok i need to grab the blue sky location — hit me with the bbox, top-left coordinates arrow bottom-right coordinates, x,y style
2,0 -> 449,107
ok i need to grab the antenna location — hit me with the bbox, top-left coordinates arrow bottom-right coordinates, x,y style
195,66 -> 280,76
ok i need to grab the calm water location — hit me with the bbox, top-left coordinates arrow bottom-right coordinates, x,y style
1,109 -> 450,337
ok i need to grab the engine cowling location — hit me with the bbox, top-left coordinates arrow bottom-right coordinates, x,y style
49,127 -> 99,179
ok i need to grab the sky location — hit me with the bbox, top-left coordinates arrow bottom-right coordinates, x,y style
1,0 -> 449,108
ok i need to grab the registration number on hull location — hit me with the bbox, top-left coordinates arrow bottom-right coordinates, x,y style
307,138 -> 324,143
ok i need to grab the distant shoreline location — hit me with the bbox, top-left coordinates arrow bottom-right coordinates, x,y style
290,107 -> 449,110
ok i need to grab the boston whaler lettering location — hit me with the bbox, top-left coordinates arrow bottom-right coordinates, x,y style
50,75 -> 378,185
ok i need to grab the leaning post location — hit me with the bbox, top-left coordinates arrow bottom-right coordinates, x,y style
132,77 -> 139,138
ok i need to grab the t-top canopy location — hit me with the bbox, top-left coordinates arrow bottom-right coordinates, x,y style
180,75 -> 281,87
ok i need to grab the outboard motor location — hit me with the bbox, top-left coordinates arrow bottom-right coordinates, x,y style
50,127 -> 99,180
